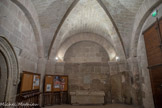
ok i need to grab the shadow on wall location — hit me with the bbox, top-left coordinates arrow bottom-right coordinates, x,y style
0,51 -> 8,102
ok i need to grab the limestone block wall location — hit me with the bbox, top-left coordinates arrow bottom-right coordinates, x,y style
127,58 -> 142,105
136,4 -> 162,108
53,61 -> 139,105
64,63 -> 110,92
64,41 -> 109,63
110,72 -> 132,104
0,0 -> 39,73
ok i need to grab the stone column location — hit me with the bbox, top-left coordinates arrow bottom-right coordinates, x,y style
37,58 -> 47,107
108,61 -> 119,76
108,61 -> 132,104
118,60 -> 129,72
46,59 -> 56,75
127,57 -> 142,105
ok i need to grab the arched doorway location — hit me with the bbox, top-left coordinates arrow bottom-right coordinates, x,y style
0,36 -> 19,102
0,51 -> 8,102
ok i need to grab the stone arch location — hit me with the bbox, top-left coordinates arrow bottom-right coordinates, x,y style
0,50 -> 8,102
130,0 -> 162,57
48,0 -> 80,57
0,36 -> 19,102
64,41 -> 109,63
97,0 -> 126,57
57,33 -> 116,61
11,0 -> 44,58
48,0 -> 126,61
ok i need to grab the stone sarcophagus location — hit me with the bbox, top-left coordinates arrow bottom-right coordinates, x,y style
70,91 -> 105,105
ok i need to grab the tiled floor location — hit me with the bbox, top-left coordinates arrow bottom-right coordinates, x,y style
45,104 -> 142,108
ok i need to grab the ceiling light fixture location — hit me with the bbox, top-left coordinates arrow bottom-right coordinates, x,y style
116,56 -> 119,61
55,57 -> 58,61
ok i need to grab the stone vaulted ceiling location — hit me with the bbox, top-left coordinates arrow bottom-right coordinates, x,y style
32,0 -> 75,56
32,0 -> 144,58
102,0 -> 144,54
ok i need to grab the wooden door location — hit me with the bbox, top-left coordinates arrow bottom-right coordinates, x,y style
144,18 -> 162,108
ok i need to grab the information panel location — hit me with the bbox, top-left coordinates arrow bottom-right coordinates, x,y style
44,75 -> 53,92
21,72 -> 40,92
44,75 -> 68,92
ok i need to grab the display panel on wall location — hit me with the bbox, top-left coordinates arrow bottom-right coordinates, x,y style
44,75 -> 68,92
60,76 -> 68,92
20,71 -> 40,93
44,75 -> 53,92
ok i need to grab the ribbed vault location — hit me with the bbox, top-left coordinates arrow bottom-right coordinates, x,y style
57,33 -> 116,61
48,0 -> 126,61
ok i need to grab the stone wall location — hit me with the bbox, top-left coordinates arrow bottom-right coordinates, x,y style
0,0 -> 39,73
64,41 -> 109,63
64,63 -> 109,92
130,0 -> 161,57
53,62 -> 137,104
0,0 -> 158,107
136,4 -> 162,108
127,58 -> 142,105
57,33 -> 116,61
